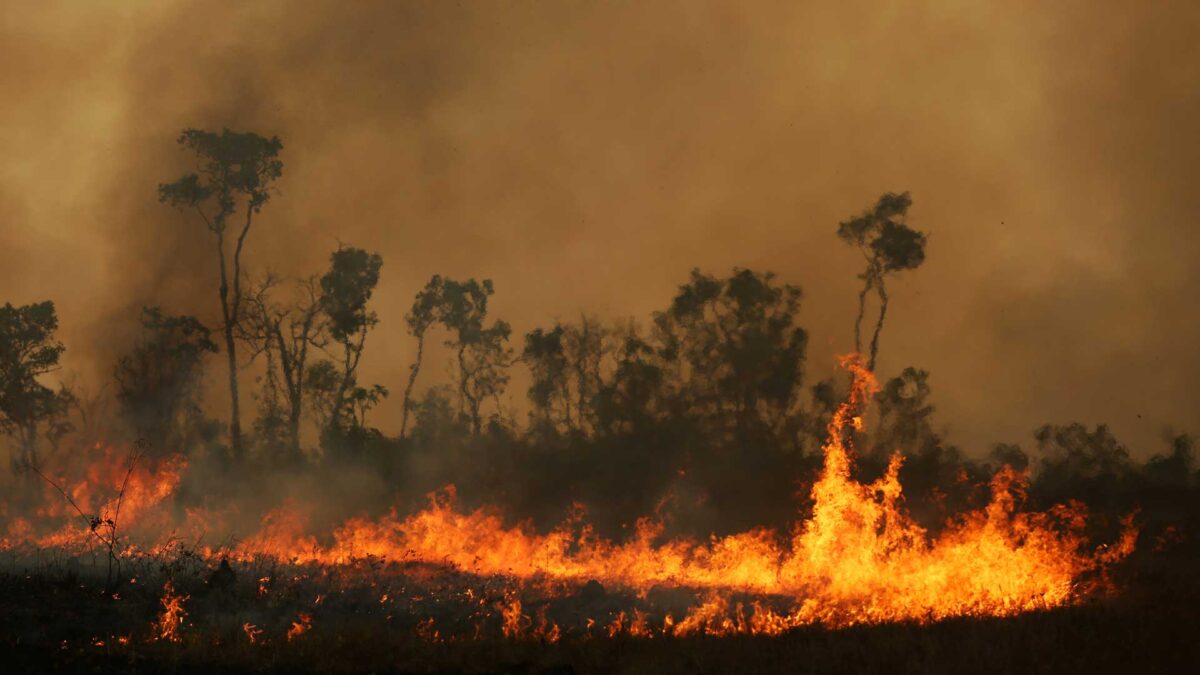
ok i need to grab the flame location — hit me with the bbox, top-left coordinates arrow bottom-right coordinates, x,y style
2,443 -> 184,553
154,581 -> 188,643
1,356 -> 1138,636
286,613 -> 313,641
224,355 -> 1133,628
499,591 -> 527,639
243,622 -> 264,645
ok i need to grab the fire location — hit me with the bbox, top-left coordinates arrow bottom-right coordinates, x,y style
225,355 -> 1133,628
499,591 -> 527,639
154,581 -> 188,643
243,622 -> 264,644
287,613 -> 313,641
1,443 -> 185,553
0,355 -> 1138,637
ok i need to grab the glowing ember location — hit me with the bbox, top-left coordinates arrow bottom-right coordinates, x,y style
243,622 -> 264,645
154,581 -> 188,643
287,613 -> 313,641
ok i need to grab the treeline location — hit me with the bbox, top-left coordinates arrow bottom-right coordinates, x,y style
1,128 -> 1196,537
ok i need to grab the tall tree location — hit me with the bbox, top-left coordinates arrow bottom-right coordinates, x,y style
438,278 -> 513,435
311,246 -> 386,436
158,128 -> 284,459
400,276 -> 444,439
0,301 -> 72,472
837,192 -> 927,370
114,307 -> 217,455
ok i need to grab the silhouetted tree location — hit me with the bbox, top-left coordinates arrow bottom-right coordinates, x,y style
1144,434 -> 1194,489
989,443 -> 1030,473
1033,423 -> 1134,507
241,274 -> 326,455
158,128 -> 284,459
594,324 -> 665,437
0,301 -> 72,472
872,367 -> 937,452
409,386 -> 469,447
521,316 -> 610,436
438,278 -> 513,435
400,275 -> 444,439
837,192 -> 927,369
654,268 -> 808,444
114,307 -> 217,455
523,325 -> 571,432
309,246 -> 387,440
563,316 -> 607,435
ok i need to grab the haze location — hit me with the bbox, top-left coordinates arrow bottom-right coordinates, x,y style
2,0 -> 1197,456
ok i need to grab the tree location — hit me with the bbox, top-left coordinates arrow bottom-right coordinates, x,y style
311,246 -> 386,438
837,192 -> 927,370
1144,434 -> 1194,489
521,316 -> 609,436
1033,423 -> 1134,507
0,301 -> 72,472
562,316 -> 607,435
158,128 -> 284,459
594,323 -> 664,437
653,268 -> 808,443
523,325 -> 571,431
400,276 -> 444,439
871,367 -> 938,453
240,274 -> 325,455
437,278 -> 513,435
114,307 -> 217,454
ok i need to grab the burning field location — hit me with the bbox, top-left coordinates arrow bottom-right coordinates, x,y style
4,356 -> 1180,674
9,2 -> 1200,672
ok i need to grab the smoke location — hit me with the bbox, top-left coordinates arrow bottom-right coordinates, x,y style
1,0 -> 1198,456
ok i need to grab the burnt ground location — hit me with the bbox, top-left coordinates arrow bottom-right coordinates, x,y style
0,540 -> 1198,675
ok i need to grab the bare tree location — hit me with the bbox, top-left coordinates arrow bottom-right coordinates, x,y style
241,274 -> 326,454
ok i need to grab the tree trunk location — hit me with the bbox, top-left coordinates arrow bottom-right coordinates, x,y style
223,321 -> 242,457
17,423 -> 36,473
400,331 -> 425,439
853,276 -> 871,356
272,326 -> 302,455
456,343 -> 480,433
216,234 -> 243,459
868,277 -> 889,372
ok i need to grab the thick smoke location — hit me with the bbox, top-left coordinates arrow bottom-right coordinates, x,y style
1,0 -> 1199,458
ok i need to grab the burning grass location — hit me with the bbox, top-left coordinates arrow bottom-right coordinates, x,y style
0,356 -> 1157,672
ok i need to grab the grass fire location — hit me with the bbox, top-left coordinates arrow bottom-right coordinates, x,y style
3,2 -> 1200,673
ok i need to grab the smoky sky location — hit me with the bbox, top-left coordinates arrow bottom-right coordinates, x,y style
2,0 -> 1198,457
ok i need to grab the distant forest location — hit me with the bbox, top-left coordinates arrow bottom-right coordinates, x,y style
1,128 -> 1195,538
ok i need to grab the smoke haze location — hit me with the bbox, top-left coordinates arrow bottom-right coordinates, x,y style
3,0 -> 1198,456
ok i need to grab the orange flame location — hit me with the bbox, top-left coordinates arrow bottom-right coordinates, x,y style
227,355 -> 1133,628
1,356 -> 1138,635
286,613 -> 313,641
154,581 -> 188,643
